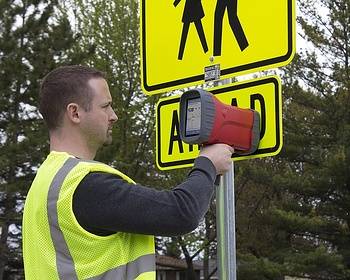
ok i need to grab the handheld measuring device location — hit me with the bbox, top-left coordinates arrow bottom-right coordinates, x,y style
179,89 -> 261,154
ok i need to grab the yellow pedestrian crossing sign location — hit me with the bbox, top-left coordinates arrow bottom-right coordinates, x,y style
155,76 -> 283,170
140,0 -> 295,95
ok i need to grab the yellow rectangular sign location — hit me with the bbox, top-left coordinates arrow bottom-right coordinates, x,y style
141,0 -> 295,95
156,76 -> 282,170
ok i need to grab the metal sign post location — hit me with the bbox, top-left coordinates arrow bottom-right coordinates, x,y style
216,161 -> 236,280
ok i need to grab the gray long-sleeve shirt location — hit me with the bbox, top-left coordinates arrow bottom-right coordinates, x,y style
72,156 -> 217,236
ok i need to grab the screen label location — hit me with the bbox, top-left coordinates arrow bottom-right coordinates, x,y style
185,98 -> 201,136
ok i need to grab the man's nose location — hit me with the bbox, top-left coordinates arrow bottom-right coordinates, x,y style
110,109 -> 118,122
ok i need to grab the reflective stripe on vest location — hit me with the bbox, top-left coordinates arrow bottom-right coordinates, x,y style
47,157 -> 155,279
88,254 -> 155,280
47,157 -> 79,279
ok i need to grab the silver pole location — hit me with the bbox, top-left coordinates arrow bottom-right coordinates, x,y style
216,161 -> 236,280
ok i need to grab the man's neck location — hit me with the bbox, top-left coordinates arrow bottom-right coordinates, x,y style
49,129 -> 96,160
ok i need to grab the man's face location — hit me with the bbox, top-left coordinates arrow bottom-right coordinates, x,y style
80,78 -> 118,148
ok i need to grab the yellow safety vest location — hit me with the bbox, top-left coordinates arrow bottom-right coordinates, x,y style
23,151 -> 155,280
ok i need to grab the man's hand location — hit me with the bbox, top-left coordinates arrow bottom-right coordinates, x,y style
199,144 -> 234,175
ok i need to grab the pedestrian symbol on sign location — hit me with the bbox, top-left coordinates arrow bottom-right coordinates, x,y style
174,0 -> 248,60
213,0 -> 249,55
173,0 -> 208,60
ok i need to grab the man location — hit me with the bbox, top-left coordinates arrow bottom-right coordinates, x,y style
22,65 -> 234,279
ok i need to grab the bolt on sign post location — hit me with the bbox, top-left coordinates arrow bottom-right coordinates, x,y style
140,0 -> 295,95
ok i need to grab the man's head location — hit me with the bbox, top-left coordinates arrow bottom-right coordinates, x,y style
40,65 -> 118,151
39,65 -> 106,131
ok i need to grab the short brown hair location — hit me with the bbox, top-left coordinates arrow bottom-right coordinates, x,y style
39,65 -> 106,130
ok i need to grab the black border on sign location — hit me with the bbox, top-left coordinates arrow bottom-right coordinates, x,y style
142,0 -> 294,92
156,77 -> 281,168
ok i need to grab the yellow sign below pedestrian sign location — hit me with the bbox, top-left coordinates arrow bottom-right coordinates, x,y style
141,0 -> 295,95
156,76 -> 282,170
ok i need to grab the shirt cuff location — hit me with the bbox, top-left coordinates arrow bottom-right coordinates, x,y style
188,156 -> 217,183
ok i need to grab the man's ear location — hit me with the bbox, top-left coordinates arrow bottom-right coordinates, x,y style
66,103 -> 81,124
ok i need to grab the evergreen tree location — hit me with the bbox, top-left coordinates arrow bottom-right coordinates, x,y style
0,1 -> 82,278
234,0 -> 350,279
275,0 -> 350,277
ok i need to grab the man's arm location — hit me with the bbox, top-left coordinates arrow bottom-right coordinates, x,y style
73,156 -> 217,236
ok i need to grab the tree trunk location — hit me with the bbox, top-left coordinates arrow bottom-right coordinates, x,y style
177,236 -> 197,280
0,220 -> 10,280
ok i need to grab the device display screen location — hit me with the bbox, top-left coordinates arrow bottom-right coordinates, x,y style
185,98 -> 201,136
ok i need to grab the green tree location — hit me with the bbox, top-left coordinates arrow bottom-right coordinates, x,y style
0,1 -> 84,278
278,0 -> 350,278
235,158 -> 289,280
234,0 -> 350,278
